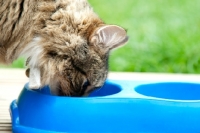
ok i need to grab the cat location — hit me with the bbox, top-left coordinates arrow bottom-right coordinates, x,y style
0,0 -> 128,96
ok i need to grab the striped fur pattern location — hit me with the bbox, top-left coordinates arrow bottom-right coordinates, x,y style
0,0 -> 128,96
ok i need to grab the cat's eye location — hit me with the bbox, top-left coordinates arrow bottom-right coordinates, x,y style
63,55 -> 68,60
48,51 -> 57,57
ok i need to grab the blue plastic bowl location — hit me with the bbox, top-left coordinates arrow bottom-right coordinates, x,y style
10,80 -> 200,133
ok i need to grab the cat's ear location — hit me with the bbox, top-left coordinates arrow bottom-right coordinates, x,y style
90,25 -> 128,50
28,67 -> 41,89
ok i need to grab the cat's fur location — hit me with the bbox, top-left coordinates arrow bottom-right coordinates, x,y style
0,0 -> 128,96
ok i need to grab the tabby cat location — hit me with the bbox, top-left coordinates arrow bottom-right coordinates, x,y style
0,0 -> 128,96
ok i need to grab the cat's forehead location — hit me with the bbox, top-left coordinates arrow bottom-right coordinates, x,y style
68,34 -> 86,45
44,33 -> 85,49
43,31 -> 108,66
47,33 -> 105,54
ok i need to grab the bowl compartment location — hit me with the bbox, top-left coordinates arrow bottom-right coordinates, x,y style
135,82 -> 200,100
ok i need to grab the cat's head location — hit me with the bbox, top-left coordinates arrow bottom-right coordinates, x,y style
23,25 -> 128,96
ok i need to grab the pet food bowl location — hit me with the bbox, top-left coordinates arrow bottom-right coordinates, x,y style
10,80 -> 200,133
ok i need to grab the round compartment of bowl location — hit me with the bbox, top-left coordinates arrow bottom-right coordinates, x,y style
135,82 -> 200,100
89,82 -> 122,97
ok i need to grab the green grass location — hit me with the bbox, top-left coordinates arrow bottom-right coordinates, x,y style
89,0 -> 200,73
0,57 -> 25,68
2,0 -> 200,73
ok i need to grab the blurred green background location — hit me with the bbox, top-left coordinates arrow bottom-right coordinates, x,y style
1,0 -> 200,73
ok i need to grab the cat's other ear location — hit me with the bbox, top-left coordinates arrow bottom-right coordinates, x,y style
28,67 -> 41,89
90,25 -> 128,50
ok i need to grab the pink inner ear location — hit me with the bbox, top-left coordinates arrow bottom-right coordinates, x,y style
96,25 -> 128,50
